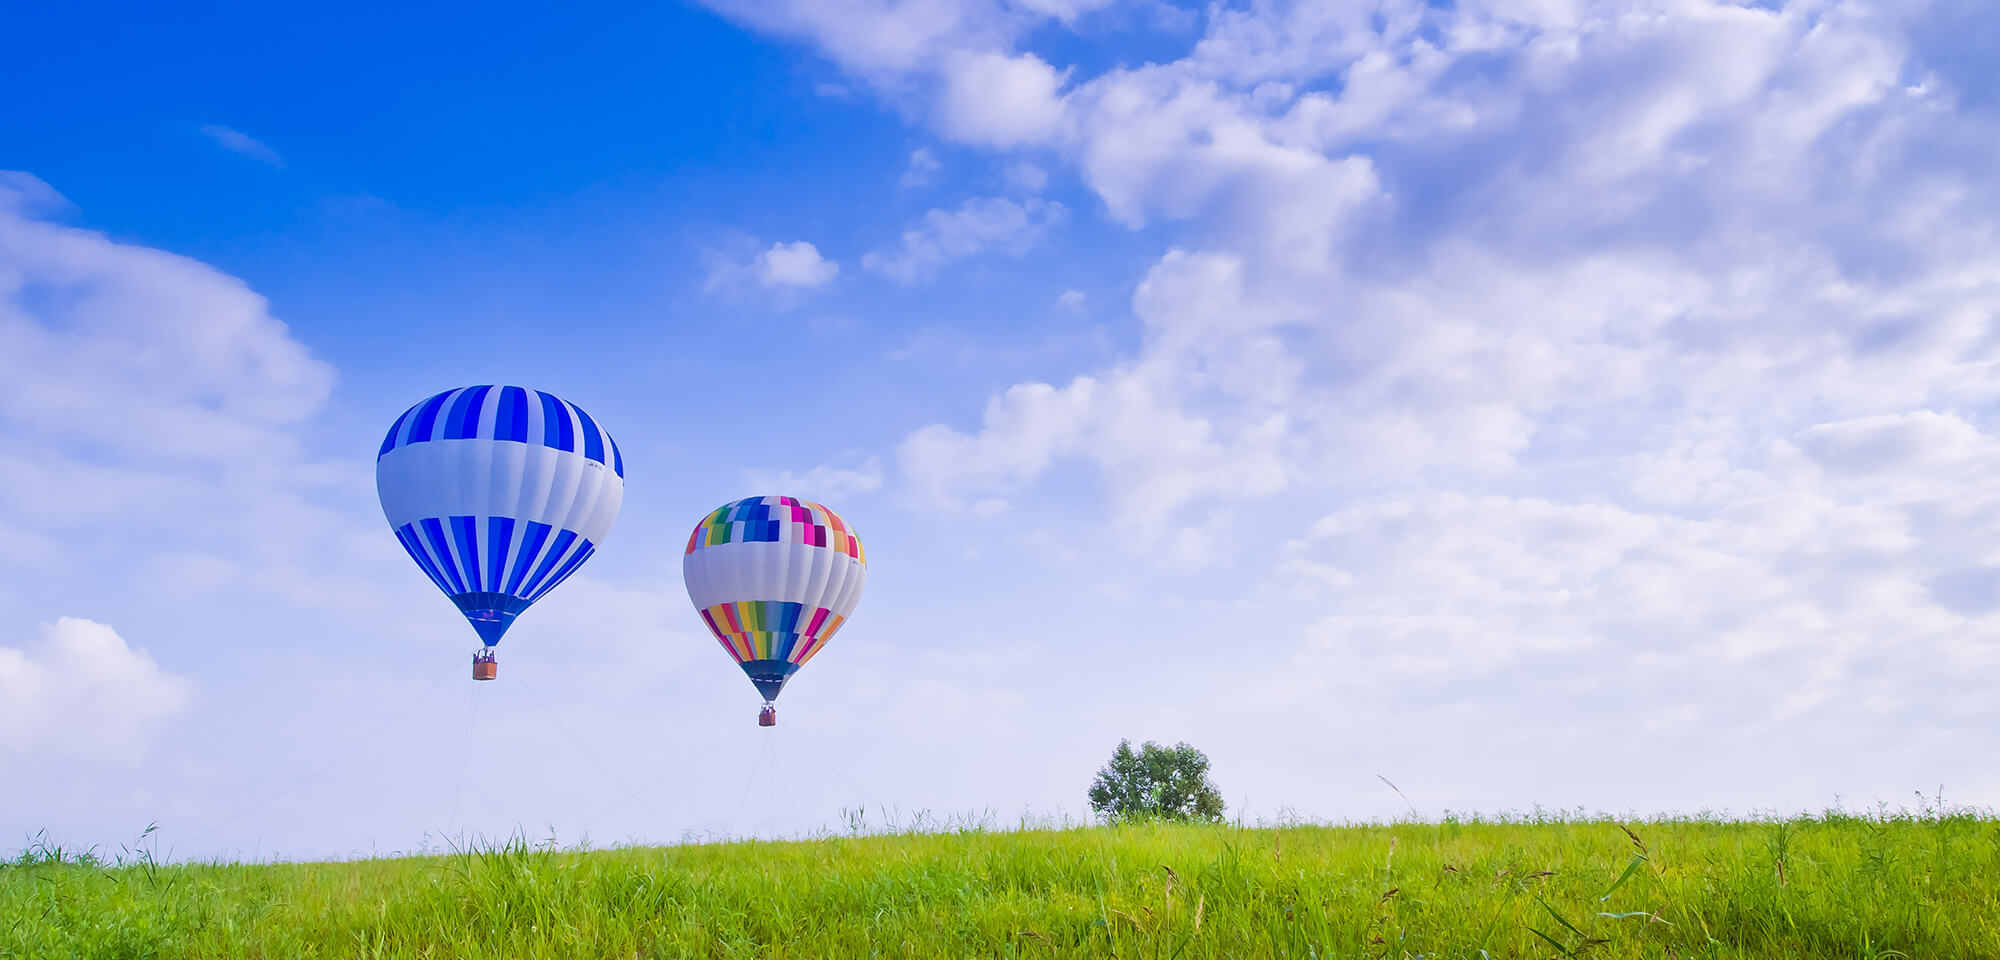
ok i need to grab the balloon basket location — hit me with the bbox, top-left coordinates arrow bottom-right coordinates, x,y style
472,651 -> 498,681
758,703 -> 777,727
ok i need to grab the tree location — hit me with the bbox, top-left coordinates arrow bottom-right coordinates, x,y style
1087,739 -> 1225,823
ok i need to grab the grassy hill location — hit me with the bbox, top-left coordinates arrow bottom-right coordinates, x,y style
6,812 -> 1998,958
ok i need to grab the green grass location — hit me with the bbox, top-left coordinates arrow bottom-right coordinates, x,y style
7,809 -> 2000,959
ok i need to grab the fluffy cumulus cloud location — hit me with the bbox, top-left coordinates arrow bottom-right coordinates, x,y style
937,50 -> 1068,145
0,618 -> 192,765
756,240 -> 841,289
862,0 -> 2000,531
706,238 -> 842,299
715,0 -> 2000,807
698,0 -> 1104,150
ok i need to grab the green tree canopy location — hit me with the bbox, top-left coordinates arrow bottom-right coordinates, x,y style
1086,739 -> 1225,823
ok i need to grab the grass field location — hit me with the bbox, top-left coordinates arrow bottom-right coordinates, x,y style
6,809 -> 1998,959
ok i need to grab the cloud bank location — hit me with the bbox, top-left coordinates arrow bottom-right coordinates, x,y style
711,0 -> 2000,811
0,618 -> 192,765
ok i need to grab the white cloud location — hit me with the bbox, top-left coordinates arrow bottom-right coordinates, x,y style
1276,454 -> 2000,724
812,0 -> 2000,809
898,364 -> 1287,538
0,172 -> 346,596
862,196 -> 1065,282
938,51 -> 1068,146
697,0 -> 1002,77
899,248 -> 1293,531
745,456 -> 886,500
199,125 -> 284,167
0,177 -> 333,463
1056,288 -> 1085,310
901,380 -> 1096,505
901,146 -> 941,187
698,0 -> 1114,79
756,240 -> 841,289
1004,159 -> 1048,193
871,0 -> 2000,525
1067,68 -> 1387,266
705,239 -> 841,297
8,0 -> 1998,850
0,175 -> 716,854
0,173 -> 392,622
696,0 -> 1119,163
1797,412 -> 1988,475
0,618 -> 192,764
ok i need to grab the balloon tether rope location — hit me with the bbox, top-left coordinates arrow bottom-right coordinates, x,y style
183,657 -> 461,853
784,723 -> 869,818
574,719 -> 748,837
727,734 -> 772,841
514,671 -> 673,830
447,677 -> 483,834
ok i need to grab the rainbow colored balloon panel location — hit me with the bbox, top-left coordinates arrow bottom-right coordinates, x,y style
685,496 -> 864,562
682,496 -> 866,703
697,600 -> 846,666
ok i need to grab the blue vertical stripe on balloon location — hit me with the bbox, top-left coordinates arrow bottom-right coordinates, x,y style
407,390 -> 455,446
495,386 -> 529,443
445,385 -> 493,439
528,541 -> 596,603
504,521 -> 553,595
537,391 -> 574,451
609,434 -> 624,477
420,517 -> 467,594
395,524 -> 450,593
519,529 -> 578,598
534,542 -> 595,601
573,403 -> 606,464
485,516 -> 515,593
379,405 -> 415,458
450,515 -> 482,592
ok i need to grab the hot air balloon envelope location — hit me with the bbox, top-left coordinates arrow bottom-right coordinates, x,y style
683,496 -> 866,717
377,385 -> 625,656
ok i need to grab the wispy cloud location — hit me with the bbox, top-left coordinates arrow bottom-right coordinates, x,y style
745,456 -> 885,500
199,125 -> 284,167
901,147 -> 940,188
862,196 -> 1064,283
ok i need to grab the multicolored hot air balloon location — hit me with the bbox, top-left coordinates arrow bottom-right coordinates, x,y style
683,496 -> 866,725
377,385 -> 625,679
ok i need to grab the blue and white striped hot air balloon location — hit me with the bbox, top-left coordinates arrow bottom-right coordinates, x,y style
376,385 -> 625,679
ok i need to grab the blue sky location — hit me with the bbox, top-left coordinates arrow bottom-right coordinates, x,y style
5,0 -> 2000,860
